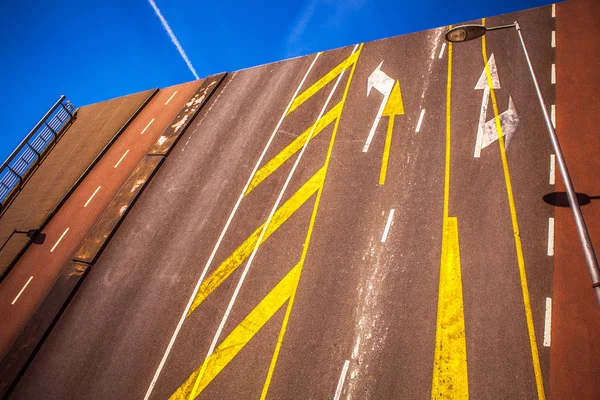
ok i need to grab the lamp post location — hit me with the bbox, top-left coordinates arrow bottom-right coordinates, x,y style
446,22 -> 600,306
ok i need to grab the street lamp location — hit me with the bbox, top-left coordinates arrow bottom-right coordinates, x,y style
446,22 -> 600,306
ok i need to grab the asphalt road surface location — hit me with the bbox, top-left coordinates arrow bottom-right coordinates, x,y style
11,5 -> 557,399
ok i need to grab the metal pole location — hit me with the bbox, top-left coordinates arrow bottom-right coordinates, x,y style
515,22 -> 600,306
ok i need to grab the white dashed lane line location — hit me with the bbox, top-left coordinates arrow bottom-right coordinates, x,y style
547,217 -> 555,256
84,186 -> 101,208
438,42 -> 446,59
50,228 -> 70,253
549,154 -> 556,185
551,63 -> 556,84
415,109 -> 426,133
114,149 -> 130,169
165,91 -> 178,105
381,209 -> 395,243
11,276 -> 33,305
141,118 -> 155,135
544,297 -> 552,347
333,360 -> 350,400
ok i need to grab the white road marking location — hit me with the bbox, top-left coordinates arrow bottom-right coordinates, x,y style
84,186 -> 102,207
474,54 -> 500,158
143,51 -> 323,400
11,276 -> 33,305
141,118 -> 155,134
551,31 -> 556,48
114,150 -> 130,168
551,104 -> 556,128
364,61 -> 395,152
552,3 -> 556,18
165,91 -> 178,105
415,109 -> 426,133
334,360 -> 350,400
544,297 -> 552,347
549,154 -> 556,185
438,42 -> 446,59
381,209 -> 395,243
551,63 -> 556,84
50,228 -> 69,253
547,217 -> 555,256
198,45 -> 356,397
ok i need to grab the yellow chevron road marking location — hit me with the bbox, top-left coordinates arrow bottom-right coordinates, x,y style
245,101 -> 343,196
171,262 -> 302,400
186,166 -> 325,317
287,50 -> 360,115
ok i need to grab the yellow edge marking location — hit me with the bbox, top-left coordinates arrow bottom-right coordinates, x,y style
287,49 -> 360,115
432,217 -> 468,398
481,18 -> 545,399
170,263 -> 303,400
379,115 -> 395,185
431,35 -> 469,399
186,166 -> 326,317
260,43 -> 363,399
246,101 -> 343,196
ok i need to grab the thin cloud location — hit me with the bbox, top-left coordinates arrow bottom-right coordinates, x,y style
147,0 -> 200,80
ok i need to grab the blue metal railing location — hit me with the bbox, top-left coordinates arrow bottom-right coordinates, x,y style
0,96 -> 76,205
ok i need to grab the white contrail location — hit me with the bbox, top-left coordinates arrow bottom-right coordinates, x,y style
147,0 -> 200,80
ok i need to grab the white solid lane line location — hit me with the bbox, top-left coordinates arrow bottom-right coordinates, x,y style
544,297 -> 552,347
381,209 -> 395,243
551,31 -> 556,48
438,42 -> 446,59
84,186 -> 102,208
114,150 -> 130,169
549,154 -> 556,185
334,360 -> 350,400
143,51 -> 322,400
547,217 -> 555,256
51,228 -> 69,253
165,91 -> 178,105
141,118 -> 155,135
11,276 -> 33,305
551,63 -> 556,84
551,104 -> 556,128
415,109 -> 426,133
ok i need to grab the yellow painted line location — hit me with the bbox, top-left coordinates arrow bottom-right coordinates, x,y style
170,262 -> 302,400
186,166 -> 326,317
379,115 -> 394,185
260,44 -> 362,399
246,101 -> 343,196
432,217 -> 468,398
431,35 -> 469,399
287,49 -> 360,115
481,19 -> 546,400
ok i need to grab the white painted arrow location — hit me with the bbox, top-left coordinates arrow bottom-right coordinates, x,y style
474,54 -> 500,158
363,61 -> 395,152
481,96 -> 519,150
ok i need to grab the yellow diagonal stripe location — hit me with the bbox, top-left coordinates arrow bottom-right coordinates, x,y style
246,101 -> 343,196
431,36 -> 469,399
186,166 -> 326,317
432,217 -> 468,398
379,115 -> 395,185
481,18 -> 545,400
171,262 -> 302,400
287,49 -> 360,115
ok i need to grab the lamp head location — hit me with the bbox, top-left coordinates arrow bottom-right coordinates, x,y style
446,25 -> 487,42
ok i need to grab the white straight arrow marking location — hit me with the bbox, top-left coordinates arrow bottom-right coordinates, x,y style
474,54 -> 501,158
364,61 -> 395,153
474,87 -> 490,158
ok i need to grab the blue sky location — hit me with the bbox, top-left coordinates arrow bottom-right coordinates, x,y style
0,0 -> 553,163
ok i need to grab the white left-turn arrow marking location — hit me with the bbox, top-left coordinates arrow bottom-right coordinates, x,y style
364,61 -> 395,152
